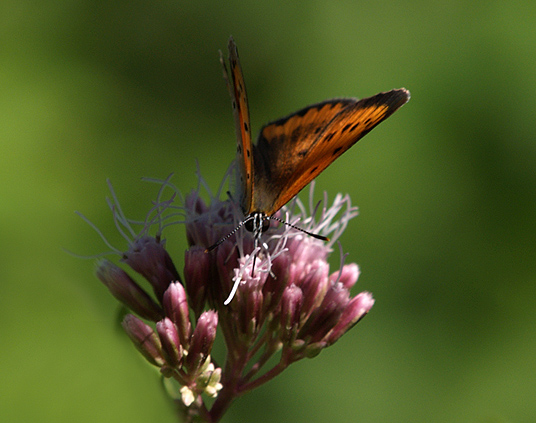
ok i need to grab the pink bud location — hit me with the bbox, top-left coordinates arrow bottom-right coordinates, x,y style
156,317 -> 183,368
184,246 -> 210,317
96,260 -> 163,322
186,310 -> 218,372
326,292 -> 374,345
163,282 -> 191,349
122,314 -> 164,367
122,236 -> 181,302
280,284 -> 303,342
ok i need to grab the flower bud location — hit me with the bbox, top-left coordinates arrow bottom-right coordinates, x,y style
122,235 -> 181,302
280,284 -> 303,343
298,282 -> 349,344
262,252 -> 291,312
180,386 -> 196,407
215,240 -> 241,304
186,310 -> 218,372
296,260 -> 330,319
96,259 -> 163,321
203,365 -> 223,398
184,191 -> 235,248
122,314 -> 164,366
184,246 -> 210,317
163,282 -> 191,349
156,317 -> 183,368
184,191 -> 209,247
329,263 -> 360,290
325,291 -> 374,345
238,268 -> 266,340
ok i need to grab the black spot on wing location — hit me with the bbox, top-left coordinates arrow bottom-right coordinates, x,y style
332,146 -> 342,156
349,122 -> 360,132
341,123 -> 353,134
324,132 -> 336,143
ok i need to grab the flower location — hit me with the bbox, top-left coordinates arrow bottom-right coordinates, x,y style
83,165 -> 374,422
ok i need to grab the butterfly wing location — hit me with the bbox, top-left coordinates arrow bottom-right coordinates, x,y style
220,37 -> 254,214
251,89 -> 410,214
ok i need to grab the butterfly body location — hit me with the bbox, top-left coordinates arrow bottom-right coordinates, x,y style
209,37 -> 410,252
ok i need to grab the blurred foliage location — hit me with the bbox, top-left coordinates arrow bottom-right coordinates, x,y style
1,1 -> 535,422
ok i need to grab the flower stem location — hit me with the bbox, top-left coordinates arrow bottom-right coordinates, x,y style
239,360 -> 288,393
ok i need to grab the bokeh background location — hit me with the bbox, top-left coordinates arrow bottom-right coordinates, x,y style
2,2 -> 536,422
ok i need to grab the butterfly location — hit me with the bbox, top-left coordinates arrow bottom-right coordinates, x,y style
207,37 -> 410,255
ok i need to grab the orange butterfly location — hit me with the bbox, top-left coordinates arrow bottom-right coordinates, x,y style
208,37 -> 410,252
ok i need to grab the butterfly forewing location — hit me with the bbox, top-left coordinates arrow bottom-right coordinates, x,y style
252,89 -> 410,214
221,37 -> 254,214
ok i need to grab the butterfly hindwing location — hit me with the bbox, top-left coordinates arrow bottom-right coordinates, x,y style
221,37 -> 254,214
252,89 -> 410,214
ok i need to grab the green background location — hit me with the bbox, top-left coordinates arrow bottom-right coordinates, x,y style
2,1 -> 536,422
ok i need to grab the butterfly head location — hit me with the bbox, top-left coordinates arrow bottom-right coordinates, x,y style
243,212 -> 270,236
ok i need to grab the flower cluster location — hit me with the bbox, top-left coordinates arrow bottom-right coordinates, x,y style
88,169 -> 374,422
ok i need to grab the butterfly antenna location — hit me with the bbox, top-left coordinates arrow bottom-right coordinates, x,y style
205,219 -> 247,252
268,215 -> 329,241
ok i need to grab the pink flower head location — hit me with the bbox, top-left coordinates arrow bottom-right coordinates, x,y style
82,166 -> 374,421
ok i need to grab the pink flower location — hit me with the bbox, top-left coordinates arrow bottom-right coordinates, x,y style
82,167 -> 374,422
